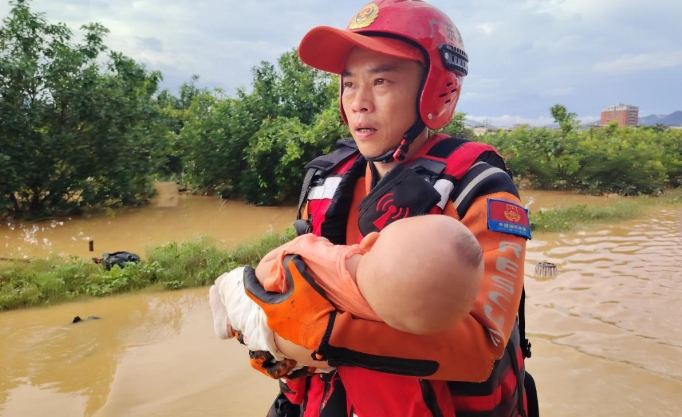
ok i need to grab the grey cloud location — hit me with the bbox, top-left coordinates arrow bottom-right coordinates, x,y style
136,36 -> 162,53
2,0 -> 680,121
439,0 -> 682,119
593,51 -> 682,75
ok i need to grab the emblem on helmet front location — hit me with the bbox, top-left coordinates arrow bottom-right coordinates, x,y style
348,3 -> 379,29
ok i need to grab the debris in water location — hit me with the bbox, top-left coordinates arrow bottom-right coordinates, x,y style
535,261 -> 558,277
72,316 -> 102,324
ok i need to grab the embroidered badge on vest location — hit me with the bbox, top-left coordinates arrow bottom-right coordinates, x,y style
357,164 -> 441,236
487,198 -> 531,240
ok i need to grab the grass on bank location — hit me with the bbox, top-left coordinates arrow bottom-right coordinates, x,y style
1,190 -> 680,312
529,189 -> 682,232
0,228 -> 297,312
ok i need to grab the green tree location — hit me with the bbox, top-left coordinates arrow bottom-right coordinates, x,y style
276,49 -> 337,125
479,122 -> 679,195
240,98 -> 345,205
179,90 -> 248,196
436,112 -> 475,140
575,126 -> 667,195
658,128 -> 682,187
0,0 -> 168,218
550,104 -> 579,136
155,75 -> 209,181
180,48 -> 341,204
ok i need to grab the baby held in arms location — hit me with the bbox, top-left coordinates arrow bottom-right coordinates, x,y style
210,214 -> 483,369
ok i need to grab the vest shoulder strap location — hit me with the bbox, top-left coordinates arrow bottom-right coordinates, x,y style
296,139 -> 360,221
304,139 -> 358,171
424,136 -> 508,179
425,136 -> 470,160
418,136 -> 514,215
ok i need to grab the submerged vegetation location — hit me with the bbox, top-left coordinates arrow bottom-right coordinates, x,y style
2,191 -> 680,311
0,228 -> 296,311
528,190 -> 682,232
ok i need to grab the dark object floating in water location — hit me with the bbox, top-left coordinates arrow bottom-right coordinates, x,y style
72,316 -> 102,324
91,251 -> 141,270
535,261 -> 558,277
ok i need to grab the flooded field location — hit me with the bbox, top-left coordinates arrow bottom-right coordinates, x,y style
1,188 -> 681,416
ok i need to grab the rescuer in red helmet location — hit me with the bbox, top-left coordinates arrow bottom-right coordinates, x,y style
210,1 -> 539,416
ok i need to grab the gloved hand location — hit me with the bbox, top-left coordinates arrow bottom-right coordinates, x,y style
243,255 -> 337,355
209,267 -> 320,380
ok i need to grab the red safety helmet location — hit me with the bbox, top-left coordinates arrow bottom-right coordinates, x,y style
299,0 -> 468,159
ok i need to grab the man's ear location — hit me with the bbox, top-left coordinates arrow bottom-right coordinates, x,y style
359,232 -> 380,252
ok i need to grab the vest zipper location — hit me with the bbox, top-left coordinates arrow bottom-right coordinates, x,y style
419,379 -> 444,417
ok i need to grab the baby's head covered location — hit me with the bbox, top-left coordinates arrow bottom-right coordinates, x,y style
359,215 -> 483,335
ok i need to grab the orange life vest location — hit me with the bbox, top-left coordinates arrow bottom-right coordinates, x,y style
275,134 -> 538,417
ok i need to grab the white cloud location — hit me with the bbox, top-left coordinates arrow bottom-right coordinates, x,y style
531,34 -> 582,53
475,22 -> 496,35
525,0 -> 629,20
461,92 -> 497,101
466,114 -> 555,127
593,51 -> 682,75
540,87 -> 574,97
578,116 -> 600,125
2,0 -> 680,121
466,76 -> 502,86
466,114 -> 599,128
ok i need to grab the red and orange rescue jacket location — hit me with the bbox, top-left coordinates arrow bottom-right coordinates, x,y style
274,134 -> 537,417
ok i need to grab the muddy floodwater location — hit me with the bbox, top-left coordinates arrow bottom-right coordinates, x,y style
0,183 -> 298,261
1,186 -> 681,416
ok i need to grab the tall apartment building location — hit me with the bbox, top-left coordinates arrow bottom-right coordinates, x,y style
600,104 -> 639,127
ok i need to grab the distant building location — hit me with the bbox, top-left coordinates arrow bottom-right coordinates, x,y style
471,126 -> 515,136
473,126 -> 497,136
600,104 -> 639,127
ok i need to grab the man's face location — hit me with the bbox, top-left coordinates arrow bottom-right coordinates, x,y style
341,47 -> 425,159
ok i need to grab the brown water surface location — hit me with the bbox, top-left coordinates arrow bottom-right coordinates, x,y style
1,189 -> 681,416
0,182 -> 298,261
524,204 -> 682,417
0,289 -> 278,417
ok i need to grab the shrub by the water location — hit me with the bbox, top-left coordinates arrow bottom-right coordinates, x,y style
480,124 -> 682,196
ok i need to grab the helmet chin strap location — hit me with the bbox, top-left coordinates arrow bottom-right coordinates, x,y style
364,119 -> 427,164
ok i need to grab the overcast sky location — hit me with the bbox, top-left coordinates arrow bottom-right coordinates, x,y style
2,0 -> 681,126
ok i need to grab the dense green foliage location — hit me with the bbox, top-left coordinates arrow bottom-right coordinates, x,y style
479,123 -> 682,195
1,0 -> 681,221
0,0 -> 170,219
173,55 -> 344,205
